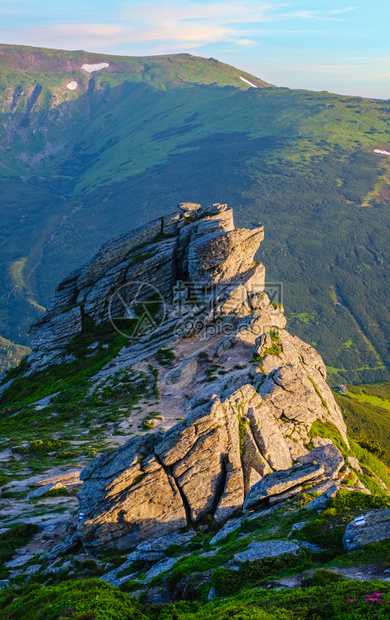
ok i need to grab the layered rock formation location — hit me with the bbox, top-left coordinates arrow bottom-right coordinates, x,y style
27,203 -> 265,374
33,201 -> 351,552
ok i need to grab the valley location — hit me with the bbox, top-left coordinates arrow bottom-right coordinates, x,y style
0,44 -> 389,383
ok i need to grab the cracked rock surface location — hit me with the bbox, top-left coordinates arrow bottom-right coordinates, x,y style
70,203 -> 350,551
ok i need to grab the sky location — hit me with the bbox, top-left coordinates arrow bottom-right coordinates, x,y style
0,0 -> 388,99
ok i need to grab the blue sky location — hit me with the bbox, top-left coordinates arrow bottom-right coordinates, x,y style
0,0 -> 388,98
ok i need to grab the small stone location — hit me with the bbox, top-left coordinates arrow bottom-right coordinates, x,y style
5,553 -> 36,568
347,456 -> 363,474
40,533 -> 79,561
207,586 -> 217,600
143,556 -> 181,582
293,540 -> 328,553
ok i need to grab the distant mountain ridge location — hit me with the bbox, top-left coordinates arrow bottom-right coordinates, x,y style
0,43 -> 389,384
0,43 -> 270,85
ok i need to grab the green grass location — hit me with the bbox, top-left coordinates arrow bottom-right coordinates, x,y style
4,577 -> 390,619
0,578 -> 147,620
0,319 -> 162,482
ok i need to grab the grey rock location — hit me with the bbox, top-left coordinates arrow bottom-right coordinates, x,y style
343,509 -> 390,551
187,219 -> 264,284
113,572 -> 138,588
244,462 -> 325,511
164,357 -> 198,385
32,392 -> 60,410
293,540 -> 328,553
258,333 -> 348,445
133,530 -> 196,554
178,202 -> 201,212
290,521 -> 306,532
296,444 -> 344,480
0,378 -> 15,398
210,518 -> 244,545
246,401 -> 292,471
22,564 -> 41,576
143,556 -> 181,582
5,553 -> 36,568
207,586 -> 217,600
33,470 -> 81,489
200,549 -> 219,558
28,479 -> 76,498
28,306 -> 82,373
25,203 -> 266,373
269,485 -> 303,505
100,559 -> 134,585
78,444 -> 187,551
28,484 -> 57,499
347,456 -> 363,474
127,550 -> 165,562
0,579 -> 10,588
311,437 -> 333,448
21,202 -> 351,553
40,533 -> 80,561
304,492 -> 332,512
234,540 -> 300,563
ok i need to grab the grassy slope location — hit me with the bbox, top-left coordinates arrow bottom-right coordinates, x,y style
0,44 -> 389,381
335,381 -> 390,463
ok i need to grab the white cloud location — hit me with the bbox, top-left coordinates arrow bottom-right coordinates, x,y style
236,39 -> 257,46
0,1 -> 358,52
329,7 -> 356,14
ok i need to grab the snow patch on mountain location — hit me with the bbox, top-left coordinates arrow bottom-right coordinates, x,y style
239,76 -> 257,88
67,81 -> 78,90
81,63 -> 109,73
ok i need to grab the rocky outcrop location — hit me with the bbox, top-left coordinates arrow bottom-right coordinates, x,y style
78,370 -> 350,551
21,200 -> 357,551
26,203 -> 265,374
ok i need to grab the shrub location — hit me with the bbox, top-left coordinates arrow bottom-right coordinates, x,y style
157,348 -> 175,366
0,579 -> 147,620
44,486 -> 69,497
302,569 -> 345,588
142,420 -> 155,431
212,554 -> 311,597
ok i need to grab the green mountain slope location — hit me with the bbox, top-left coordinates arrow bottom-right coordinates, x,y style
0,43 -> 389,383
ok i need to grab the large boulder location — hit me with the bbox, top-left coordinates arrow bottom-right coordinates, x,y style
343,509 -> 390,551
244,443 -> 345,511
